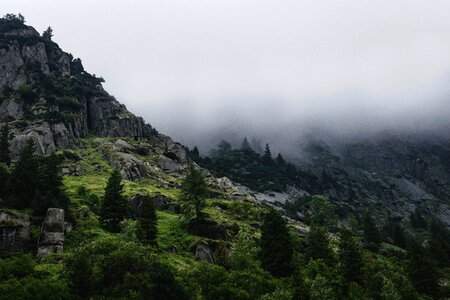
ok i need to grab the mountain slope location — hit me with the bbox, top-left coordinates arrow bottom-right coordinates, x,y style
0,17 -> 161,158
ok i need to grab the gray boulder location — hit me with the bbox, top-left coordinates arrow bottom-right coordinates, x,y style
157,155 -> 183,173
37,208 -> 65,258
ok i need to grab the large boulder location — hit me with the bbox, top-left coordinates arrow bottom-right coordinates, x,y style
37,208 -> 65,258
128,193 -> 180,218
0,210 -> 31,256
157,155 -> 183,173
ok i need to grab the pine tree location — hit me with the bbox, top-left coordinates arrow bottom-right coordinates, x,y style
275,153 -> 285,166
240,137 -> 253,152
306,225 -> 335,266
180,164 -> 209,222
362,212 -> 382,251
261,143 -> 273,165
339,229 -> 364,289
42,26 -> 53,40
260,208 -> 293,277
190,146 -> 200,161
6,139 -> 39,209
137,195 -> 158,247
100,169 -> 128,232
0,122 -> 11,166
32,153 -> 69,216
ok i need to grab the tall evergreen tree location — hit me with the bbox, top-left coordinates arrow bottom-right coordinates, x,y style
260,208 -> 293,277
362,211 -> 382,251
339,229 -> 364,289
240,137 -> 253,152
100,169 -> 128,232
275,153 -> 285,166
137,195 -> 158,247
6,139 -> 39,209
190,146 -> 200,161
305,225 -> 335,266
0,122 -> 11,166
32,153 -> 69,216
261,143 -> 273,165
180,164 -> 209,222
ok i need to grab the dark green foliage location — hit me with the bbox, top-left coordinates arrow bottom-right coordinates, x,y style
6,139 -> 39,209
42,26 -> 53,40
0,164 -> 8,199
0,123 -> 11,166
240,137 -> 253,152
180,164 -> 209,222
0,254 -> 69,300
409,208 -> 427,230
100,169 -> 128,232
261,143 -> 273,166
3,141 -> 68,214
407,243 -> 439,296
65,237 -> 187,299
32,153 -> 69,216
362,211 -> 382,251
193,139 -> 320,193
338,229 -> 364,289
310,195 -> 337,230
428,218 -> 450,267
137,195 -> 158,247
305,225 -> 335,266
260,209 -> 293,277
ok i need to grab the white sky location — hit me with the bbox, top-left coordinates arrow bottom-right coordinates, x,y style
3,0 -> 450,146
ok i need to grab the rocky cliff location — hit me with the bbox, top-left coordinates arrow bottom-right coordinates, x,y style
0,18 -> 164,158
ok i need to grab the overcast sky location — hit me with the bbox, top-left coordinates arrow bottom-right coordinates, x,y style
4,0 -> 450,149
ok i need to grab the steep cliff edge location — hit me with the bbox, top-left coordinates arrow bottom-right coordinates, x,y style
0,17 -> 168,158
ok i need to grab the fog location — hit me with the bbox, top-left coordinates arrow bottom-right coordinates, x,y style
4,0 -> 450,154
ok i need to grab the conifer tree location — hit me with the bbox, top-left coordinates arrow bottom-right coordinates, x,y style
339,228 -> 364,289
0,122 -> 11,166
306,225 -> 334,266
137,195 -> 158,247
275,153 -> 285,166
261,143 -> 273,165
260,208 -> 293,277
32,153 -> 69,216
101,169 -> 127,232
240,137 -> 253,152
190,146 -> 200,161
180,164 -> 209,222
6,139 -> 39,209
362,211 -> 382,251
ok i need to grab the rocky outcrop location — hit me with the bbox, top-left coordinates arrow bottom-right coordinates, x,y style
37,208 -> 65,258
194,240 -> 231,264
0,20 -> 159,158
0,210 -> 30,256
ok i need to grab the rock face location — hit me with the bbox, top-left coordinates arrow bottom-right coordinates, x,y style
0,20 -> 158,159
128,193 -> 180,218
0,210 -> 30,256
37,208 -> 65,258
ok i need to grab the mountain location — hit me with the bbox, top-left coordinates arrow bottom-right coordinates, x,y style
0,16 -> 179,159
1,15 -> 449,299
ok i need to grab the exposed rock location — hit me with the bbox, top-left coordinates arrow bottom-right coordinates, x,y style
37,208 -> 65,258
113,139 -> 135,153
254,186 -> 309,205
0,210 -> 30,256
194,240 -> 231,264
157,155 -> 183,173
195,243 -> 215,263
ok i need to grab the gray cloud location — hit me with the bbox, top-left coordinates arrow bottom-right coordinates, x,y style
4,0 -> 450,152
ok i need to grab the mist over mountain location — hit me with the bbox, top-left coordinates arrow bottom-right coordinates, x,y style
4,0 -> 450,157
